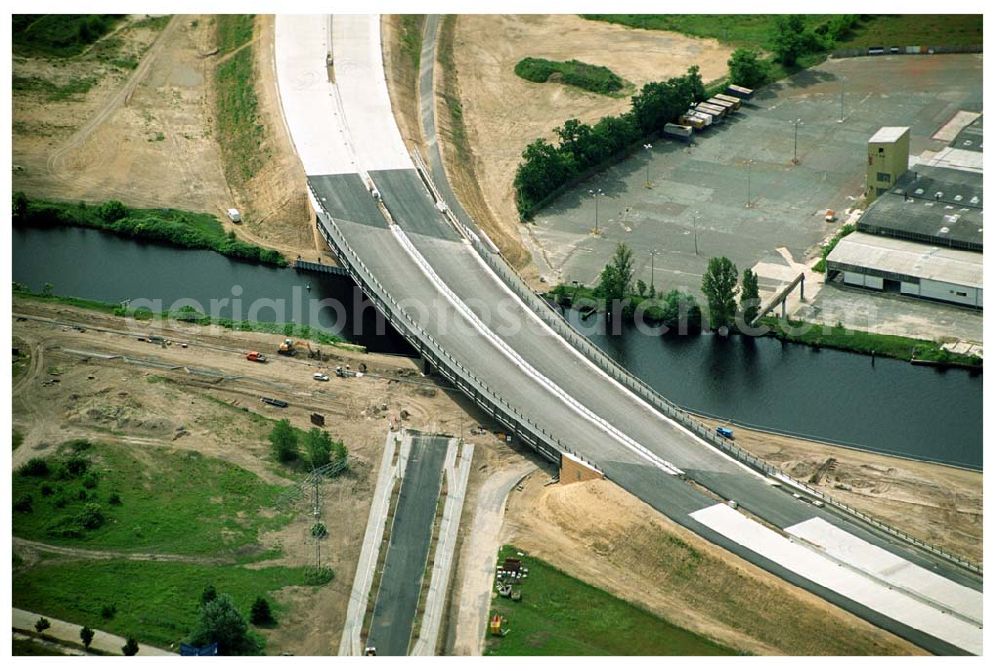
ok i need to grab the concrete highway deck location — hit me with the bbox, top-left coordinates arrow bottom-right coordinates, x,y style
276,15 -> 982,655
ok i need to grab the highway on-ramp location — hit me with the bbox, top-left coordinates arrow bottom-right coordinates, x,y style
274,15 -> 982,655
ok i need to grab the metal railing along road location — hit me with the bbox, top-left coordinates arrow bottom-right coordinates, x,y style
447,196 -> 983,575
307,185 -> 610,472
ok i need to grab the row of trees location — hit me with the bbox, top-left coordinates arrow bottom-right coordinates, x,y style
588,244 -> 761,333
269,419 -> 347,470
702,257 -> 760,331
514,67 -> 706,219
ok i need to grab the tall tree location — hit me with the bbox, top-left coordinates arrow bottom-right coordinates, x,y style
304,428 -> 333,468
268,419 -> 298,464
597,243 -> 635,314
701,257 -> 740,330
80,626 -> 95,650
122,636 -> 139,656
771,15 -> 808,66
740,268 -> 761,327
189,594 -> 261,656
727,48 -> 770,88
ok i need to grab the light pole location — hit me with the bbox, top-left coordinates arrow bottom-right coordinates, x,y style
838,79 -> 845,123
649,249 -> 660,292
692,211 -> 699,256
589,188 -> 603,236
745,160 -> 753,208
791,118 -> 802,164
643,143 -> 653,188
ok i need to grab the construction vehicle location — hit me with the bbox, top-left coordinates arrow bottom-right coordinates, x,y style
278,338 -> 321,359
489,614 -> 508,637
246,351 -> 267,363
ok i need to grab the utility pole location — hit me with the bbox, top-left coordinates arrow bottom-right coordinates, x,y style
649,250 -> 656,290
643,143 -> 653,188
589,188 -> 603,236
745,160 -> 753,208
792,118 -> 802,164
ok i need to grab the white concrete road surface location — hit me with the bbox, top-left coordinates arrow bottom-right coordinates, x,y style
690,504 -> 982,654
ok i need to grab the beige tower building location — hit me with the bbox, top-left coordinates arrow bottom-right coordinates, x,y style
866,126 -> 910,201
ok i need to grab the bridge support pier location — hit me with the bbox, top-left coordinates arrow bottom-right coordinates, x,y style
420,355 -> 433,376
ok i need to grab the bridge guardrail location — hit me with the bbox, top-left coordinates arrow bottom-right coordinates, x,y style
306,185 -> 613,471
459,220 -> 982,575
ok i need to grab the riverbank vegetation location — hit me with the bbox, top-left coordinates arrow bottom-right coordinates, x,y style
13,194 -> 286,266
514,67 -> 705,219
514,57 -> 628,96
214,15 -> 267,186
760,316 -> 983,367
485,545 -> 734,655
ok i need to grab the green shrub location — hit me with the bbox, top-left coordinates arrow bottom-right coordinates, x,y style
310,522 -> 327,538
83,472 -> 100,489
101,604 -> 117,620
109,491 -> 123,506
303,566 -> 334,585
515,57 -> 626,95
15,494 -> 34,513
18,457 -> 49,477
77,503 -> 106,529
40,483 -> 55,497
64,454 -> 90,476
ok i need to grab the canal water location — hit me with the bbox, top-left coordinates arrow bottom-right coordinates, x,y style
13,226 -> 983,469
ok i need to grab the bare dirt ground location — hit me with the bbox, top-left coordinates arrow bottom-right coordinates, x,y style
12,15 -> 321,263
691,416 -> 983,563
441,15 -> 733,272
502,473 -> 924,656
11,297 -> 514,655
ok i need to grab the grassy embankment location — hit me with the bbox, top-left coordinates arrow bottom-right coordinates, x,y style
12,439 -> 331,650
15,194 -> 286,266
13,14 -> 125,58
214,15 -> 267,187
484,546 -> 734,656
583,14 -> 982,84
760,316 -> 982,367
514,57 -> 630,96
398,15 -> 424,70
12,288 -> 347,348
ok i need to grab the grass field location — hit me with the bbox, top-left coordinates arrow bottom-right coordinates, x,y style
12,74 -> 98,102
484,546 -> 734,656
214,15 -> 267,186
834,15 -> 982,49
582,14 -> 835,48
13,559 -> 317,650
514,57 -> 629,96
13,441 -> 293,556
13,14 -> 125,58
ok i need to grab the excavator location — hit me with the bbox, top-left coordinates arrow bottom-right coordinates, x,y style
277,338 -> 320,359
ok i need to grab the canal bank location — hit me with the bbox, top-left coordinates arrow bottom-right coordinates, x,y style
12,226 -> 982,469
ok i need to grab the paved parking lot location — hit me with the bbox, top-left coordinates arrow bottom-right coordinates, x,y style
529,54 -> 983,300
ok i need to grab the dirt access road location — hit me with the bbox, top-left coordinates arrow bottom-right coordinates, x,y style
11,297 -> 518,654
440,15 -> 732,272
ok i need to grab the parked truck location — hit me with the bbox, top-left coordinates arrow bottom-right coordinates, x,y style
725,84 -> 754,100
246,351 -> 267,363
696,101 -> 728,118
663,123 -> 693,140
707,96 -> 738,114
678,113 -> 706,130
714,93 -> 743,111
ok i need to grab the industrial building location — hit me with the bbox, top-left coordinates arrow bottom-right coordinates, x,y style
826,232 -> 982,308
828,121 -> 983,308
857,166 -> 983,252
865,126 -> 910,200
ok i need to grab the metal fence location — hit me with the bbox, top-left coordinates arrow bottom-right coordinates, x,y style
831,44 -> 982,58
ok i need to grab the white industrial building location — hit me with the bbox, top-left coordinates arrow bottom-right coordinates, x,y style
826,232 -> 982,308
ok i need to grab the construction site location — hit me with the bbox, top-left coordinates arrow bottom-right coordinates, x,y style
11,11 -> 984,659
